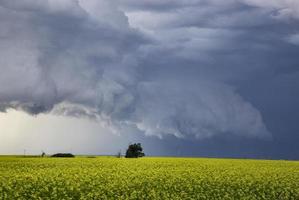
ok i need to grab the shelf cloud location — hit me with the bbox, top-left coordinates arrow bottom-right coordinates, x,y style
3,0 -> 299,140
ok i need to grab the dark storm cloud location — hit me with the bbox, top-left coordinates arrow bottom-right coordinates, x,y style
119,0 -> 299,158
0,0 -> 146,114
1,0 -> 298,144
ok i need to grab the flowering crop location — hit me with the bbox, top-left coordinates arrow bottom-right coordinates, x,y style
0,157 -> 298,199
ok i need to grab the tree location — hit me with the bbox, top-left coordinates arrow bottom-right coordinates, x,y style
125,143 -> 145,158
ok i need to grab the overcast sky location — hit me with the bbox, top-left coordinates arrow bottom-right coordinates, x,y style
0,0 -> 298,159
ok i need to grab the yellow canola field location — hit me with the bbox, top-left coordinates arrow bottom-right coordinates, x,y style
0,157 -> 298,199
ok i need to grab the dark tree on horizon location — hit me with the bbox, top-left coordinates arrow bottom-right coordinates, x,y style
125,143 -> 145,158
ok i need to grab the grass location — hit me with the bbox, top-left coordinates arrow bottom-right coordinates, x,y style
0,156 -> 298,199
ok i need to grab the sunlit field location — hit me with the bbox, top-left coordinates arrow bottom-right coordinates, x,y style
0,157 -> 298,199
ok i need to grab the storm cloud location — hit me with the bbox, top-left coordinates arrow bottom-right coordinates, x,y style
1,0 -> 298,141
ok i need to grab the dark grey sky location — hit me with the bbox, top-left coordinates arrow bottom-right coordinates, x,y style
0,0 -> 298,159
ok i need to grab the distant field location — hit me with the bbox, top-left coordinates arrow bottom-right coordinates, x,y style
0,157 -> 298,199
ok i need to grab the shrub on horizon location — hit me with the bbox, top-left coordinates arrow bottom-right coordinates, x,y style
51,153 -> 75,158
